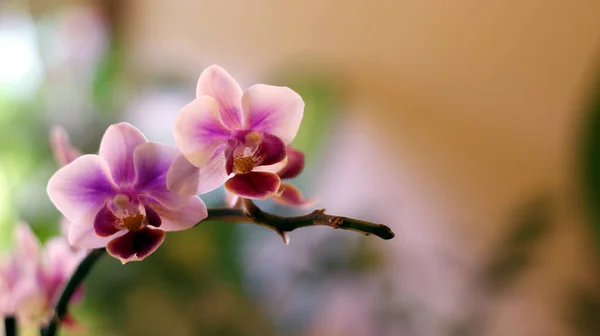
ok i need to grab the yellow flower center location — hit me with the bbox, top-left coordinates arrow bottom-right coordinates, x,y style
233,156 -> 255,174
122,213 -> 145,232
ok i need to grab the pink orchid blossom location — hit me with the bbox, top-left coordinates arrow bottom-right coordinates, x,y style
0,224 -> 84,327
50,126 -> 81,168
226,146 -> 313,207
0,224 -> 39,316
167,65 -> 304,199
47,122 -> 208,263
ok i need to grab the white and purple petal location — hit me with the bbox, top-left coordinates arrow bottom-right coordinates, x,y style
98,123 -> 148,186
166,150 -> 229,195
106,228 -> 166,264
241,84 -> 304,144
174,97 -> 232,168
224,171 -> 281,199
196,65 -> 244,129
47,155 -> 118,226
68,223 -> 120,249
142,196 -> 207,232
133,142 -> 190,209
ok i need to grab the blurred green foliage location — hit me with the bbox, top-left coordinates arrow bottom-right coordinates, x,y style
581,72 -> 600,258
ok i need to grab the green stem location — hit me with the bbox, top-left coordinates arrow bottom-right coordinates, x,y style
42,249 -> 105,336
4,316 -> 16,336
43,204 -> 394,335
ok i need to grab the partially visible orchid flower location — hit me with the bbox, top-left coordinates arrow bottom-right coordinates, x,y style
225,146 -> 312,207
0,224 -> 84,327
167,65 -> 304,200
49,126 -> 83,238
0,224 -> 39,317
47,123 -> 208,263
50,126 -> 81,167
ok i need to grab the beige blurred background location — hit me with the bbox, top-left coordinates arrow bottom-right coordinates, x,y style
123,1 -> 600,334
3,0 -> 600,335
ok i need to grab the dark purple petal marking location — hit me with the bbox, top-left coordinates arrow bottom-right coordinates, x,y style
253,133 -> 286,167
225,143 -> 235,175
144,203 -> 162,228
106,228 -> 166,262
93,204 -> 120,237
224,171 -> 281,199
277,147 -> 305,179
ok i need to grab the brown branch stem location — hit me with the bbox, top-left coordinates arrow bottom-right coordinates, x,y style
43,202 -> 394,335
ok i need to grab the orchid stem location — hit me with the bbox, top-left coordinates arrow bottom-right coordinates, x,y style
210,199 -> 395,243
44,203 -> 394,335
42,248 -> 105,336
5,316 -> 16,336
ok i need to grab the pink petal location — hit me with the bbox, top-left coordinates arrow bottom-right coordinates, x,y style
106,228 -> 166,264
174,97 -> 232,168
144,196 -> 208,231
93,204 -> 120,237
43,238 -> 85,281
50,126 -> 81,167
167,151 -> 229,195
14,223 -> 40,263
273,184 -> 314,207
224,171 -> 281,199
224,191 -> 240,208
196,65 -> 244,129
277,147 -> 305,179
68,224 -> 122,249
47,155 -> 118,226
98,123 -> 148,185
133,142 -> 190,209
241,84 -> 304,144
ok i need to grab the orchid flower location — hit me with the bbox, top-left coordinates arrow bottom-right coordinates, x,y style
225,146 -> 313,207
0,224 -> 84,327
167,65 -> 304,200
0,224 -> 39,317
47,122 -> 208,263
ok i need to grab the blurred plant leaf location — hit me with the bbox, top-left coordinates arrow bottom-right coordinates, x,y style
581,71 -> 600,258
480,196 -> 552,294
91,40 -> 123,116
568,287 -> 600,336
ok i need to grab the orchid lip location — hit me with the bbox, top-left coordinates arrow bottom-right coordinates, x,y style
107,193 -> 159,232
